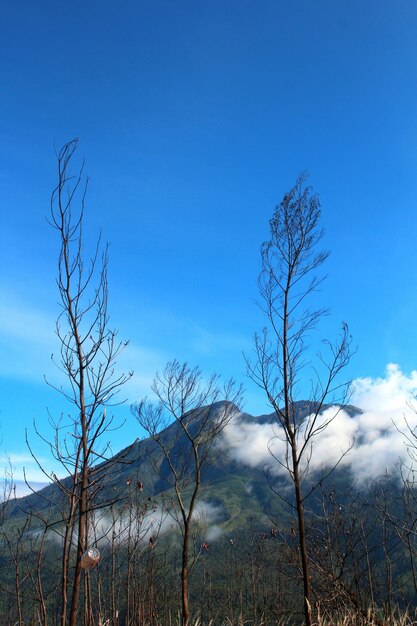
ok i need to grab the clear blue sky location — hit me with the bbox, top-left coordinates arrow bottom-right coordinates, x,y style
1,0 -> 417,483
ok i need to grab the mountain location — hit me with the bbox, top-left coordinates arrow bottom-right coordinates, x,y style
3,401 -> 415,623
5,400 -> 362,532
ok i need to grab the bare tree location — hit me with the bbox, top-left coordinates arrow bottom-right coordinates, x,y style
246,174 -> 352,626
24,139 -> 132,626
379,411 -> 417,602
132,360 -> 242,626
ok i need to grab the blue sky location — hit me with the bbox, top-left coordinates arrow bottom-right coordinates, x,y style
1,0 -> 417,484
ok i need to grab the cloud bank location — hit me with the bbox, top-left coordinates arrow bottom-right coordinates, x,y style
80,499 -> 225,550
222,364 -> 417,484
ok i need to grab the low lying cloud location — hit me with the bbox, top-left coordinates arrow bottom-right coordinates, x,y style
340,363 -> 417,481
205,525 -> 224,542
194,500 -> 224,525
79,499 -> 225,551
89,505 -> 172,548
222,364 -> 417,484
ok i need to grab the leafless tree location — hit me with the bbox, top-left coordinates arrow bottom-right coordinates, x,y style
246,174 -> 352,626
132,359 -> 242,626
24,139 -> 132,626
378,411 -> 417,602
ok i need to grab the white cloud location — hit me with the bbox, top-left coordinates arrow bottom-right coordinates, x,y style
6,363 -> 417,499
193,500 -> 224,525
352,363 -> 417,412
222,364 -> 417,484
221,416 -> 285,471
205,525 -> 224,542
340,363 -> 417,481
82,499 -> 224,550
88,505 -> 171,548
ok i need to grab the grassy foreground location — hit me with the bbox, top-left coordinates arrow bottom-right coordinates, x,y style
177,610 -> 417,626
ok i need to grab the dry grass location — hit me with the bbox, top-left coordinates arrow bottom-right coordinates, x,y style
312,606 -> 417,626
184,609 -> 417,626
137,607 -> 417,626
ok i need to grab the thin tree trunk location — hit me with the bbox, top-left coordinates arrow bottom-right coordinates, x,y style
293,456 -> 311,626
69,463 -> 88,626
181,524 -> 190,626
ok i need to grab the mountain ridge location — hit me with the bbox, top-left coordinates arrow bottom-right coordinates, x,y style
5,400 -> 362,528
